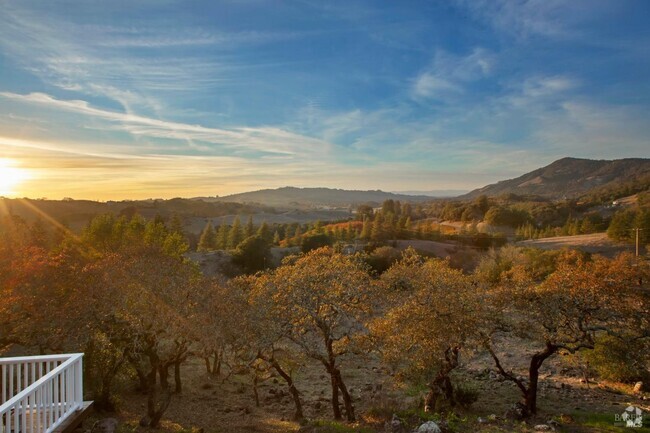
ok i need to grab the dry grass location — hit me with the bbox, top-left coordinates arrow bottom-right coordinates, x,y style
83,343 -> 650,433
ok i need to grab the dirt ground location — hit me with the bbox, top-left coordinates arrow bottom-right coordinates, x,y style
516,233 -> 634,257
83,343 -> 650,433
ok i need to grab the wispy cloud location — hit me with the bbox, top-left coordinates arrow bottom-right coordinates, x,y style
0,92 -> 332,158
411,48 -> 495,100
453,0 -> 578,40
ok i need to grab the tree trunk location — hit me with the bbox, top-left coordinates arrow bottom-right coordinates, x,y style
204,357 -> 212,375
424,347 -> 459,412
159,364 -> 169,390
253,374 -> 260,407
142,358 -> 173,428
269,359 -> 304,421
132,364 -> 151,393
174,361 -> 182,393
213,349 -> 222,376
329,369 -> 342,420
334,369 -> 355,422
524,343 -> 557,415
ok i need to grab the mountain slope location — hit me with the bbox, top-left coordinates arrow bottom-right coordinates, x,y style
462,157 -> 650,200
211,187 -> 432,208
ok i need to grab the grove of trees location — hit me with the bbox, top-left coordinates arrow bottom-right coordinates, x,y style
1,211 -> 649,428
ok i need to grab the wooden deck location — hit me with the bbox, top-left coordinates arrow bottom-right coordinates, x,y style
52,401 -> 93,433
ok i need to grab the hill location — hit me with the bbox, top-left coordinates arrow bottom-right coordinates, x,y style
210,186 -> 433,209
462,157 -> 650,200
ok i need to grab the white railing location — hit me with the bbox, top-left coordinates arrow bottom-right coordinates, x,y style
0,354 -> 84,433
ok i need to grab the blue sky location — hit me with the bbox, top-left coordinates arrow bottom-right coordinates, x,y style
0,0 -> 649,199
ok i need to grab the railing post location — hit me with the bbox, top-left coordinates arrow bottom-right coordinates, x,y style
75,356 -> 83,410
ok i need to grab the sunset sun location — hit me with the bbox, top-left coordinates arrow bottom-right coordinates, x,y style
0,158 -> 30,197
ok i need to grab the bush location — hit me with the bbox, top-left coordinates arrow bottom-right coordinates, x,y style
453,382 -> 480,408
301,233 -> 332,253
582,335 -> 650,382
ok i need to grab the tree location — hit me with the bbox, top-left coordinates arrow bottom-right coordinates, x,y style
216,223 -> 229,249
245,215 -> 254,238
257,221 -> 271,242
607,209 -> 634,241
256,249 -> 372,421
356,204 -> 374,221
381,199 -> 395,215
360,217 -> 371,240
370,212 -> 384,241
232,235 -> 271,273
234,276 -> 306,420
228,217 -> 243,249
93,248 -> 200,427
301,233 -> 332,253
482,252 -> 648,416
370,251 -> 481,411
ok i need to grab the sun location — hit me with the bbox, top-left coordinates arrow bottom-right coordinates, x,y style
0,159 -> 30,197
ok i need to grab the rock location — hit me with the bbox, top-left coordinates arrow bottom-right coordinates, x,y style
504,402 -> 530,420
547,419 -> 560,430
633,382 -> 644,393
487,414 -> 497,422
477,417 -> 487,424
534,425 -> 550,431
388,414 -> 407,433
91,418 -> 119,433
416,421 -> 442,433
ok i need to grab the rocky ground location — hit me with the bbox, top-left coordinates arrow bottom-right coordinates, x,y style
81,346 -> 649,433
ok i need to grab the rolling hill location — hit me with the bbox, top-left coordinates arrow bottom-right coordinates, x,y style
462,157 -> 650,200
210,186 -> 433,208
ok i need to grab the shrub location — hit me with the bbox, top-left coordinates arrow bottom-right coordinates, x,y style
453,382 -> 480,408
582,335 -> 650,382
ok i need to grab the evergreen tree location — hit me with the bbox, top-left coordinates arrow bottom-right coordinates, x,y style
228,217 -> 243,248
216,223 -> 229,249
257,221 -> 271,242
293,225 -> 303,246
245,215 -> 254,238
169,214 -> 184,235
198,222 -> 216,251
273,230 -> 281,245
360,217 -> 371,240
607,210 -> 633,241
371,212 -> 384,241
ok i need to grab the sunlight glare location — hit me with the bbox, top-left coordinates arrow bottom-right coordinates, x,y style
0,158 -> 30,197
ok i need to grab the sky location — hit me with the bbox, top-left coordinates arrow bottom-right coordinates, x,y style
0,0 -> 649,200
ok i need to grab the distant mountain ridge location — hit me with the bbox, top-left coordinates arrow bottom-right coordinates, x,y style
462,157 -> 650,200
211,186 -> 433,208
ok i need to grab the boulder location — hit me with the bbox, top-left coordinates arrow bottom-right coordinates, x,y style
633,382 -> 644,393
91,418 -> 119,433
416,421 -> 442,433
504,402 -> 530,420
386,414 -> 407,433
534,425 -> 551,431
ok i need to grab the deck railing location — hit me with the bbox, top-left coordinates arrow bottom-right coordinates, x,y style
0,354 -> 84,433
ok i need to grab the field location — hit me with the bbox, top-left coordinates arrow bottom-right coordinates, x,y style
516,233 -> 633,257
